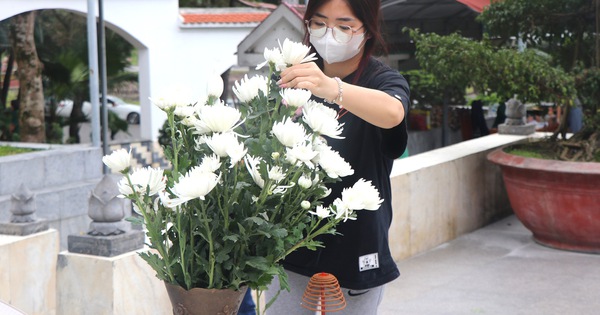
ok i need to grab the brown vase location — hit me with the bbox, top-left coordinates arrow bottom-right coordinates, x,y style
164,282 -> 248,315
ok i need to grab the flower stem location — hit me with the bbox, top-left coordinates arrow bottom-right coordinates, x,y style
256,290 -> 262,315
200,202 -> 215,288
276,220 -> 333,262
126,175 -> 176,283
177,212 -> 191,289
168,111 -> 179,176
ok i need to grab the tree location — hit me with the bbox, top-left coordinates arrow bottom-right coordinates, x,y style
9,11 -> 46,143
0,23 -> 14,109
35,10 -> 135,143
408,29 -> 576,143
479,0 -> 599,161
479,0 -> 598,70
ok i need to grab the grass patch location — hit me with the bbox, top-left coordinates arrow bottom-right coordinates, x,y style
505,148 -> 550,159
0,146 -> 39,157
505,142 -> 558,160
505,141 -> 600,162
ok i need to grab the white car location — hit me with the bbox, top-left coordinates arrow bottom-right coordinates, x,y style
55,95 -> 141,124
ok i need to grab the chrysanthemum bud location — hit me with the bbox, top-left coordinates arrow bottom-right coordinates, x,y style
301,200 -> 311,210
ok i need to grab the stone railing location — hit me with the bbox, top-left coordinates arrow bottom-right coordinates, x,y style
388,133 -> 528,261
0,143 -> 103,250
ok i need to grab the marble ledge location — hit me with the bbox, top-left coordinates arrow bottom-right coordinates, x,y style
391,133 -> 533,176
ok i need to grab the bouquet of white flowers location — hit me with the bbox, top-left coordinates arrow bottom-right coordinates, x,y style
102,38 -> 382,305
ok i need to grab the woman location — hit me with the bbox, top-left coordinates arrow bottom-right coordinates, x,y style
265,0 -> 410,314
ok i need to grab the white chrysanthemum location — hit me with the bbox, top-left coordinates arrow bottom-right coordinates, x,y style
118,167 -> 166,197
174,104 -> 196,118
206,71 -> 224,98
312,174 -> 320,186
271,183 -> 294,195
198,154 -> 222,173
102,148 -> 131,173
226,140 -> 247,168
256,46 -> 285,70
278,38 -> 317,69
181,115 -> 200,128
191,105 -> 211,134
303,101 -> 345,139
298,175 -> 312,189
150,86 -> 194,111
301,200 -> 311,210
203,132 -> 240,157
280,88 -> 312,109
268,165 -> 285,182
332,198 -> 355,222
149,97 -> 176,111
158,191 -> 178,210
316,146 -> 354,178
194,101 -> 243,133
309,205 -> 332,219
310,136 -> 329,160
272,117 -> 307,147
161,167 -> 220,208
244,155 -> 264,189
285,144 -> 318,169
232,75 -> 269,103
341,179 -> 383,211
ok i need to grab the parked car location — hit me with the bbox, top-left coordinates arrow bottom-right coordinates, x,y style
55,95 -> 141,124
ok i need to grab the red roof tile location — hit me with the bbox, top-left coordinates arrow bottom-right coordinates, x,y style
181,12 -> 270,25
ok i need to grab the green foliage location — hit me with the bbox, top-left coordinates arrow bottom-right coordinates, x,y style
478,0 -> 596,70
157,119 -> 171,149
407,28 -> 577,105
573,66 -> 600,115
45,122 -> 63,144
106,110 -> 130,140
407,29 -> 489,97
0,100 -> 19,141
402,69 -> 464,106
486,48 -> 576,104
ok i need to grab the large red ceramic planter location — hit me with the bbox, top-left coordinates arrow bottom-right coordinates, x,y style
487,147 -> 600,254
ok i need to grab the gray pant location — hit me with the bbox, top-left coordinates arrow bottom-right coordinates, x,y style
265,271 -> 385,315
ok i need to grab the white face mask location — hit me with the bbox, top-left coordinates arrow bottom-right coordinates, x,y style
310,29 -> 365,64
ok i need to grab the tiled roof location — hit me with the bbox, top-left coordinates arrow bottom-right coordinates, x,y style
283,3 -> 306,19
456,0 -> 489,13
181,11 -> 270,25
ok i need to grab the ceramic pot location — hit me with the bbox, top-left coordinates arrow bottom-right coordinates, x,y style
164,282 -> 247,315
487,147 -> 600,254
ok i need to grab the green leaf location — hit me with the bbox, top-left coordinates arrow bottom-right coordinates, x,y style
223,234 -> 239,242
245,216 -> 267,226
245,256 -> 269,271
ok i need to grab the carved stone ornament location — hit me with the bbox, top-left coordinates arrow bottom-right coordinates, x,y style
504,98 -> 526,126
88,175 -> 127,236
10,183 -> 37,223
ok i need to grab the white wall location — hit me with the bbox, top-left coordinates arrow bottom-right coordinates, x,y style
1,0 -> 257,140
